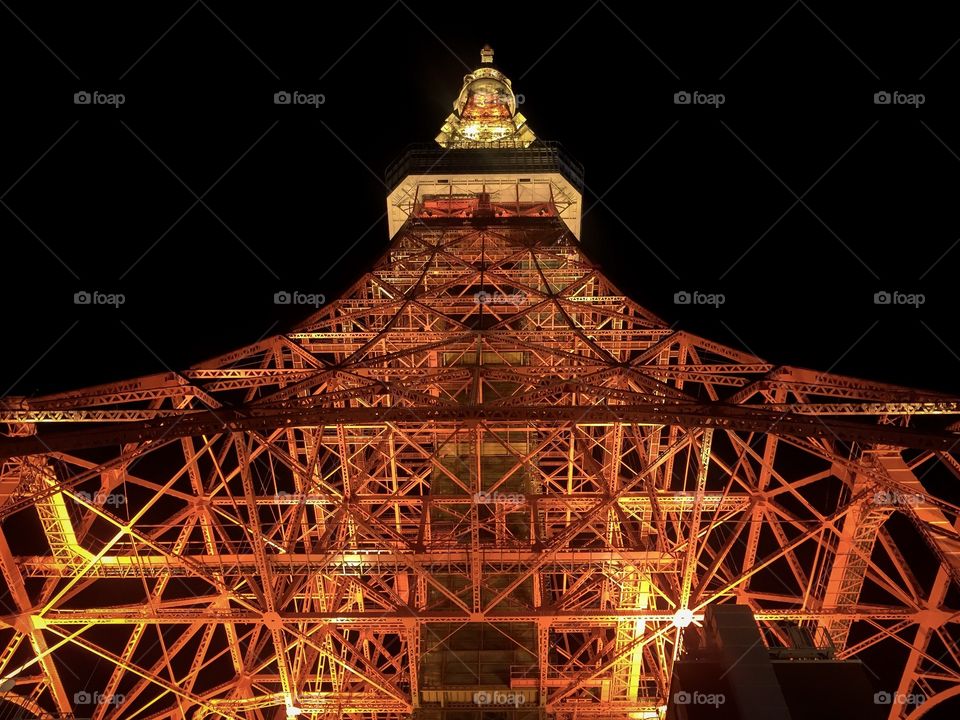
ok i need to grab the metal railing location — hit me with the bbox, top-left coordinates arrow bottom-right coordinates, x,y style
385,140 -> 584,192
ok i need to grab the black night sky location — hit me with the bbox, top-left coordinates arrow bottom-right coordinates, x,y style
3,2 -> 960,398
2,2 -> 960,718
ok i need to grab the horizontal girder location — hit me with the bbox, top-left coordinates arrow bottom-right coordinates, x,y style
2,402 -> 957,458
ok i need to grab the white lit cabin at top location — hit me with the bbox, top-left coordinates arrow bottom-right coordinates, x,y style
386,45 -> 583,239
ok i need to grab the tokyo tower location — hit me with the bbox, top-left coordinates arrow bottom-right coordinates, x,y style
2,45 -> 960,720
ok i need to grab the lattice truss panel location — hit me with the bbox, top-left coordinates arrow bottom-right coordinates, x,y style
1,217 -> 959,719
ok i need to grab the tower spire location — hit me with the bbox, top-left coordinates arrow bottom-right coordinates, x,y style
435,46 -> 535,147
389,46 -> 583,239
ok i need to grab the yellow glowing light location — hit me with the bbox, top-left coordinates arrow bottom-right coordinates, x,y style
434,47 -> 536,148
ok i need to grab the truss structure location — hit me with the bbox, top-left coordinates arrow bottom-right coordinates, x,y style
2,50 -> 960,720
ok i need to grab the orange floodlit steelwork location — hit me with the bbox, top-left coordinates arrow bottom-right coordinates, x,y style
2,47 -> 960,720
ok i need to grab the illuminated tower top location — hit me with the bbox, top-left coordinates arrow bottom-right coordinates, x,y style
435,45 -> 536,147
387,46 -> 582,239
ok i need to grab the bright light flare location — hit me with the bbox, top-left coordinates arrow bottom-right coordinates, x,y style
672,607 -> 694,628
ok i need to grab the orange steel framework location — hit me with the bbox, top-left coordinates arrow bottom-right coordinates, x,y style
2,48 -> 960,720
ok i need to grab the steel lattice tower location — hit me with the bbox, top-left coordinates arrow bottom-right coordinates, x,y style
2,47 -> 960,720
